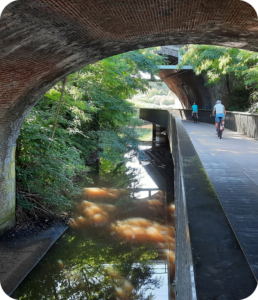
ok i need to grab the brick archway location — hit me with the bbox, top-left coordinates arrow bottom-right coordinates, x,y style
1,0 -> 258,232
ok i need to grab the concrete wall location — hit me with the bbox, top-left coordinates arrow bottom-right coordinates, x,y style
167,114 -> 197,300
0,145 -> 16,234
140,108 -> 168,127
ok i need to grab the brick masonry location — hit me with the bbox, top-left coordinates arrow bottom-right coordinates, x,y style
159,69 -> 214,109
1,0 -> 258,232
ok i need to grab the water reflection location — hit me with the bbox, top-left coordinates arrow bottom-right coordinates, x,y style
12,149 -> 175,300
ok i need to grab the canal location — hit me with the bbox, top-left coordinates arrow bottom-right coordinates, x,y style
12,139 -> 175,300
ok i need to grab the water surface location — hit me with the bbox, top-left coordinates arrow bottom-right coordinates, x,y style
12,146 -> 175,300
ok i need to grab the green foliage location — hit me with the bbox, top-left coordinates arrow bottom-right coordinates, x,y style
135,128 -> 153,141
129,81 -> 175,108
16,106 -> 89,209
17,194 -> 35,210
180,44 -> 258,111
16,48 -> 166,210
227,87 -> 251,111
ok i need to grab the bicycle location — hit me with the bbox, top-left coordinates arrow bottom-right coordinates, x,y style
210,114 -> 224,139
217,116 -> 224,139
192,112 -> 198,123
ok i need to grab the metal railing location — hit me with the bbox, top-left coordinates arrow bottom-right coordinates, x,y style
169,109 -> 258,139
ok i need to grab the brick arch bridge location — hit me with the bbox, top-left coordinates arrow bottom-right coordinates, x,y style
1,0 -> 258,232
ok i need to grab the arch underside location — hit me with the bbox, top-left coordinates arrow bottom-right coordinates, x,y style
0,0 -> 258,232
1,0 -> 258,119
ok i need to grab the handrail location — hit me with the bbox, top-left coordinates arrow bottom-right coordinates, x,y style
169,108 -> 258,139
170,108 -> 258,117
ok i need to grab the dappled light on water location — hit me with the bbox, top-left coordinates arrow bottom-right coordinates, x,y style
74,201 -> 116,226
82,187 -> 128,200
12,148 -> 175,300
67,185 -> 175,300
68,184 -> 176,300
111,218 -> 174,244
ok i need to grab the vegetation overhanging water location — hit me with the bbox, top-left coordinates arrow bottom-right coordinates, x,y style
12,145 -> 175,300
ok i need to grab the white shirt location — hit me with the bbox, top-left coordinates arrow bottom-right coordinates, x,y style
214,104 -> 225,115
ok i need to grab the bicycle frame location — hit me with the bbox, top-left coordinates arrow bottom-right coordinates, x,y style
192,112 -> 198,123
217,117 -> 223,139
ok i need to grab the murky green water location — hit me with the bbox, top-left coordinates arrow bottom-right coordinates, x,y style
12,146 -> 175,300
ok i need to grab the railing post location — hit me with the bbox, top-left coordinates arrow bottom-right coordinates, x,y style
153,123 -> 156,142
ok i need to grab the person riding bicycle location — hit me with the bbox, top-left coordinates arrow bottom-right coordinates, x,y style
192,102 -> 198,119
212,100 -> 226,133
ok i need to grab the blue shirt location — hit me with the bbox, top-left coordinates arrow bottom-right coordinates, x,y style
192,104 -> 198,112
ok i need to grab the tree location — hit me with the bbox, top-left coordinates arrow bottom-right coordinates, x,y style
16,48 -> 167,212
180,45 -> 258,111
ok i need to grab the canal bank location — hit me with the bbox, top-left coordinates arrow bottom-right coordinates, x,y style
0,220 -> 67,296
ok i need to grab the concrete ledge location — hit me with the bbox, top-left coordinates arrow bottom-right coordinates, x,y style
140,108 -> 168,127
0,222 -> 67,295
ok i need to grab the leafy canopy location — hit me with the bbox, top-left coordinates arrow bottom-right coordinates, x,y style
16,48 -> 167,210
180,45 -> 258,111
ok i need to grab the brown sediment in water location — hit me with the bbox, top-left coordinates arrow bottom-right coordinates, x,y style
69,188 -> 176,288
82,188 -> 128,200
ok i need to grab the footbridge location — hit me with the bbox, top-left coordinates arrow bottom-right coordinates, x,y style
140,108 -> 258,300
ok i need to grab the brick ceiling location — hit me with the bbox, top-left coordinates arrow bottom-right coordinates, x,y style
0,0 -> 258,134
34,0 -> 258,41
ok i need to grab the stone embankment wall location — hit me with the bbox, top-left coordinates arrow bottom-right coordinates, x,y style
159,70 -> 233,110
159,70 -> 214,110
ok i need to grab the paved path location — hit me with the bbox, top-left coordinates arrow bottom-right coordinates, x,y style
182,120 -> 258,281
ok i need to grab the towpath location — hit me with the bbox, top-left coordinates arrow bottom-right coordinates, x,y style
182,120 -> 258,280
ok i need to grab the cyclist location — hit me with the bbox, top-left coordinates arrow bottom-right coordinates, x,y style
192,102 -> 198,120
212,100 -> 226,133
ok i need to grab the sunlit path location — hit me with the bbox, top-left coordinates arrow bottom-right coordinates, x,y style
182,120 -> 258,280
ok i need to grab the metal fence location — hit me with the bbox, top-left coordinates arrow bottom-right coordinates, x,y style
169,109 -> 258,139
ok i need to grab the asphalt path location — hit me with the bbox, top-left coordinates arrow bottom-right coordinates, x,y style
182,120 -> 258,281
